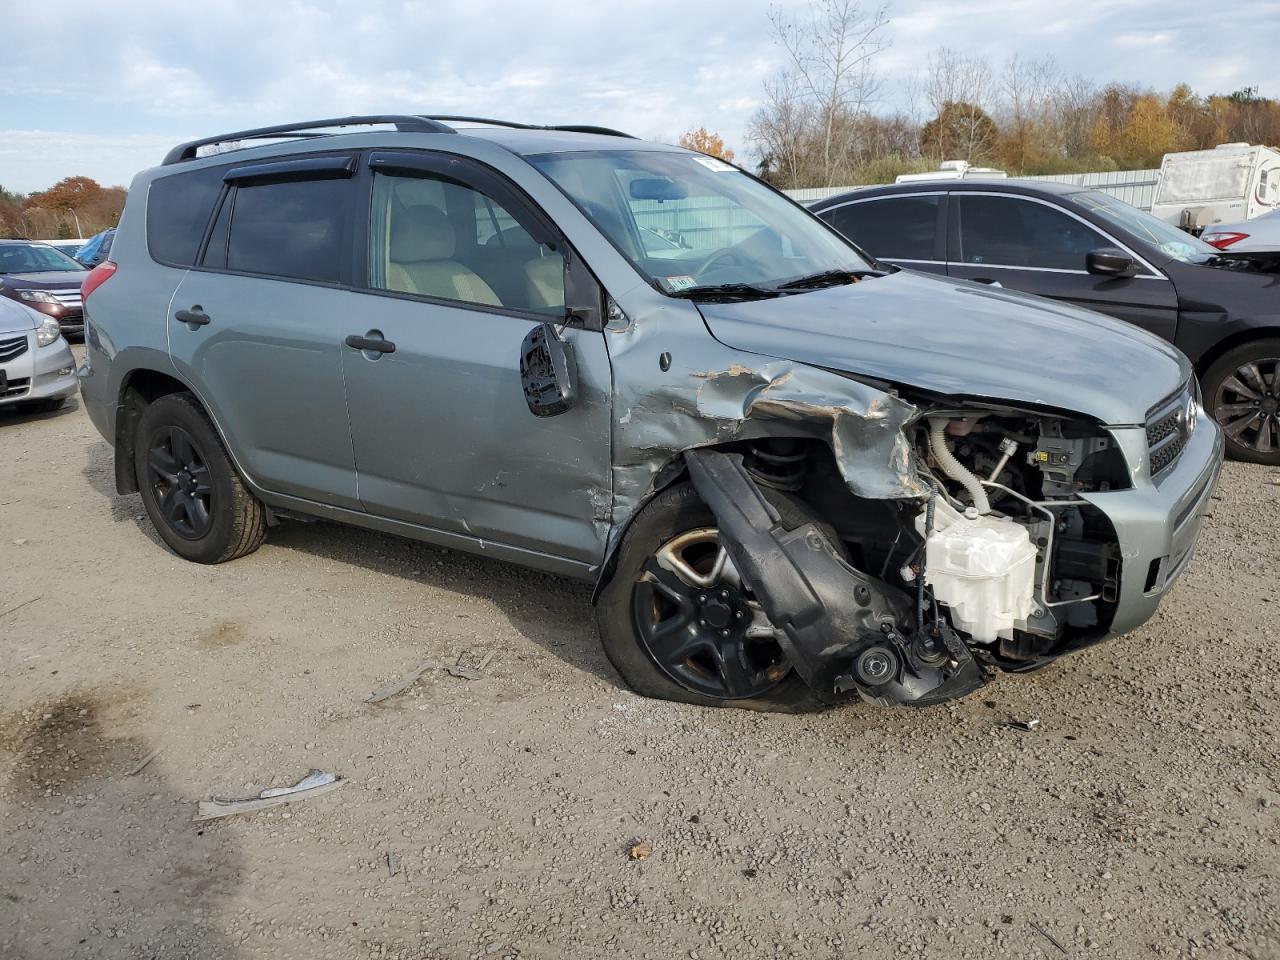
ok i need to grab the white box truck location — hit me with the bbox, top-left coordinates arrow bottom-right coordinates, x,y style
1150,143 -> 1280,231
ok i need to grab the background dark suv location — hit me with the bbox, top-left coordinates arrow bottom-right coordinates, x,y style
811,180 -> 1280,464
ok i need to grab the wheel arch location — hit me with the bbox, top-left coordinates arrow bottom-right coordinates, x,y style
114,367 -> 203,495
1194,326 -> 1280,380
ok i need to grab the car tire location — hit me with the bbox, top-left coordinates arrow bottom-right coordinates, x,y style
133,392 -> 267,564
595,479 -> 843,713
1203,338 -> 1280,465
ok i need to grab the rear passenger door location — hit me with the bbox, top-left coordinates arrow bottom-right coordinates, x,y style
817,193 -> 946,275
341,151 -> 614,567
167,155 -> 365,510
946,192 -> 1179,341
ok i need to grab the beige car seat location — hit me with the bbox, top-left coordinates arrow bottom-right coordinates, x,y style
386,205 -> 502,306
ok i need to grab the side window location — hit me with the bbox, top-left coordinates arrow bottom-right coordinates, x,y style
956,195 -> 1104,270
824,196 -> 940,261
147,165 -> 226,266
224,178 -> 350,284
369,171 -> 565,315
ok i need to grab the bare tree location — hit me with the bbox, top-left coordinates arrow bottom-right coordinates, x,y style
922,47 -> 996,162
747,72 -> 815,185
999,53 -> 1062,169
766,0 -> 891,186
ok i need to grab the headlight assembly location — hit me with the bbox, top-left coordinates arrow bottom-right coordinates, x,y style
18,289 -> 58,304
36,316 -> 62,347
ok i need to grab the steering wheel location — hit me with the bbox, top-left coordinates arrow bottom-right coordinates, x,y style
692,248 -> 743,279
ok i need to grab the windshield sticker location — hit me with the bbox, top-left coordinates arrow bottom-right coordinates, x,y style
663,275 -> 698,292
691,155 -> 736,173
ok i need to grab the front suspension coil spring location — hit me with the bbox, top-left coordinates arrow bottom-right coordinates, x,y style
744,439 -> 807,491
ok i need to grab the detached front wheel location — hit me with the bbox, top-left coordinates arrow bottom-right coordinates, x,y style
134,393 -> 267,564
595,480 -> 834,712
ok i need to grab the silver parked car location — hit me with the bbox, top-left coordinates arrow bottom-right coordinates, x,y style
0,295 -> 77,413
79,115 -> 1224,712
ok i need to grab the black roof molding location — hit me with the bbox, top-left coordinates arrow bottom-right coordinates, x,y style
162,115 -> 456,165
162,114 -> 636,165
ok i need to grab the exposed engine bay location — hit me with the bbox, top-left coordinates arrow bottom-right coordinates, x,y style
683,407 -> 1127,707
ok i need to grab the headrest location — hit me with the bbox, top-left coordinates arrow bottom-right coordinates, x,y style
391,205 -> 455,262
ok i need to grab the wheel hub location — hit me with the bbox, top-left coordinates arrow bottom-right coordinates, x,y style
697,587 -> 744,632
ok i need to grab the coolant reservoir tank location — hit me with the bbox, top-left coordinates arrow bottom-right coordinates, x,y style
913,500 -> 1037,643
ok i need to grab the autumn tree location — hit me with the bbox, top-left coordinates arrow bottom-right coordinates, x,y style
920,101 -> 1000,163
23,176 -> 125,238
678,127 -> 735,162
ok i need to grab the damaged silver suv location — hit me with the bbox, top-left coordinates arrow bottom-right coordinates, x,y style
79,116 -> 1225,711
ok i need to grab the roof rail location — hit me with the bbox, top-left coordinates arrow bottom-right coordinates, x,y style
161,115 -> 456,165
423,116 -> 637,139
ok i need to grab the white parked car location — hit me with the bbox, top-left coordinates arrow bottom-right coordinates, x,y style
0,295 -> 77,414
1201,208 -> 1280,259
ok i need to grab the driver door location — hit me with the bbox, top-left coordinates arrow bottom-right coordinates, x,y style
341,152 -> 614,569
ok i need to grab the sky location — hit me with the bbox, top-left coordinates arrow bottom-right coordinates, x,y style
1,0 -> 1277,194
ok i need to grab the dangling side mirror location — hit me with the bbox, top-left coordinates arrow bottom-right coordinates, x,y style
520,322 -> 577,418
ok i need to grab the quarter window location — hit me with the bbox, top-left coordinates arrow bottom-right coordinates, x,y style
147,166 -> 226,266
822,196 -> 940,261
955,195 -> 1105,270
369,172 -> 565,315
224,178 -> 350,284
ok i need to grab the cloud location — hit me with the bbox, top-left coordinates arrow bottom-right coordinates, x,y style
0,0 -> 1276,192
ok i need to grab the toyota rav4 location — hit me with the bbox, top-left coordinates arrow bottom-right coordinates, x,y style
78,115 -> 1224,711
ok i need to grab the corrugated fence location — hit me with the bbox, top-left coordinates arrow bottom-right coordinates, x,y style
784,169 -> 1161,210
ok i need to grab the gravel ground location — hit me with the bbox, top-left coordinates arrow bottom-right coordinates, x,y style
1,374 -> 1278,960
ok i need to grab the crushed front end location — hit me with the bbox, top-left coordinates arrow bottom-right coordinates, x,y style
682,383 -> 1224,707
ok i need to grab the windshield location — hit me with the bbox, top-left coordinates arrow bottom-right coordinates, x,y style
1074,191 -> 1217,263
530,149 -> 872,297
0,242 -> 86,274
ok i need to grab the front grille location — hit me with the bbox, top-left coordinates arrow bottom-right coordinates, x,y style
1146,385 -> 1194,477
1,376 -> 30,398
50,288 -> 83,309
0,334 -> 28,363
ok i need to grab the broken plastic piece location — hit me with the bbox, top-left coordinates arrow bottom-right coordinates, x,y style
192,769 -> 345,822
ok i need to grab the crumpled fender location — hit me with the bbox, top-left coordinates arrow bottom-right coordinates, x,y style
684,449 -> 988,706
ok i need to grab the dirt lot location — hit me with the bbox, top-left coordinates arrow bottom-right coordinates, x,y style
1,373 -> 1278,960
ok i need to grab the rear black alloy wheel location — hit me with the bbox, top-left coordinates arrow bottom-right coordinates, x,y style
633,528 -> 789,700
133,392 -> 267,564
146,426 -> 214,540
1213,357 -> 1280,455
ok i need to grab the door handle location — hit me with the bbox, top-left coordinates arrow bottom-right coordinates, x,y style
174,307 -> 211,326
344,333 -> 396,354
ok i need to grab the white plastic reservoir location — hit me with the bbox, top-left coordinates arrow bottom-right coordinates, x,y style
914,500 -> 1038,643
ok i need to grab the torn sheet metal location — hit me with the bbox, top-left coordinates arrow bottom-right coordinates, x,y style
603,298 -> 925,542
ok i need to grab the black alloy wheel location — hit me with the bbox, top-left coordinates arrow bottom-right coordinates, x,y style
632,527 -> 790,700
1212,354 -> 1280,458
146,425 -> 215,540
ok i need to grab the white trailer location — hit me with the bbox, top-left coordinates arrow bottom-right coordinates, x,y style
1150,143 -> 1280,231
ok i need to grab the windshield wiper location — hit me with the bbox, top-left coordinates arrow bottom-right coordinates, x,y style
774,269 -> 865,291
668,282 -> 783,302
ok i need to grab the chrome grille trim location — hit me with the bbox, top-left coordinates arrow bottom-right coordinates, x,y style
0,334 -> 29,363
1146,383 -> 1194,477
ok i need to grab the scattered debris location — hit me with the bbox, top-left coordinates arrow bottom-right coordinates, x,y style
386,852 -> 401,878
192,769 -> 345,822
446,649 -> 497,681
365,661 -> 440,704
627,840 -> 652,861
126,742 -> 166,776
1029,920 -> 1068,956
11,538 -> 29,546
1004,717 -> 1041,732
0,596 -> 41,620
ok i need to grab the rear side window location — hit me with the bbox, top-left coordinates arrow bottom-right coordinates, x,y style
823,196 -> 940,261
147,167 -> 225,266
225,178 -> 350,284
